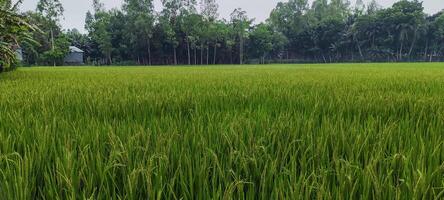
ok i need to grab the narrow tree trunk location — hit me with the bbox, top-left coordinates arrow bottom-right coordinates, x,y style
108,54 -> 112,65
200,44 -> 203,65
321,53 -> 327,63
173,47 -> 177,65
206,45 -> 209,65
424,40 -> 428,61
187,39 -> 191,65
147,38 -> 152,66
408,28 -> 418,58
239,36 -> 243,65
356,41 -> 364,60
230,48 -> 233,64
51,28 -> 55,67
194,48 -> 197,65
399,42 -> 403,61
213,41 -> 217,64
430,51 -> 434,62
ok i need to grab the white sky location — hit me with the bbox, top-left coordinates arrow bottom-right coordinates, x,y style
20,0 -> 444,33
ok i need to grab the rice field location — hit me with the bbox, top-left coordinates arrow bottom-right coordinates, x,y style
1,63 -> 444,199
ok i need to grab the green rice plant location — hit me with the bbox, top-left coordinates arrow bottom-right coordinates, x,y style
0,63 -> 444,199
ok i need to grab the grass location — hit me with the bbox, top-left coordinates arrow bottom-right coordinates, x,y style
1,63 -> 444,199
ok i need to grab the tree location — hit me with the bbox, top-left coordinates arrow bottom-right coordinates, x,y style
200,0 -> 219,65
311,18 -> 346,62
427,12 -> 444,61
355,0 -> 365,13
248,24 -> 272,64
156,15 -> 178,65
160,0 -> 183,65
85,0 -> 113,65
380,0 -> 425,60
311,0 -> 328,21
208,20 -> 228,64
328,0 -> 350,20
230,8 -> 251,64
40,34 -> 69,65
269,0 -> 309,58
123,0 -> 155,65
367,0 -> 380,15
0,0 -> 38,70
180,12 -> 202,65
350,14 -> 375,59
20,0 -> 440,66
37,0 -> 64,66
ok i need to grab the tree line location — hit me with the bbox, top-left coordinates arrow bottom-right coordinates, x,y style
2,0 -> 444,67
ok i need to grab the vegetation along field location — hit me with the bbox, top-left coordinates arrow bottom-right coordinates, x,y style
1,63 -> 444,199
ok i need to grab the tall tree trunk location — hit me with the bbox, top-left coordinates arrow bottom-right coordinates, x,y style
424,40 -> 428,61
430,50 -> 434,62
147,38 -> 152,66
230,47 -> 233,64
187,39 -> 191,65
51,28 -> 55,67
206,45 -> 209,65
213,41 -> 217,64
194,48 -> 197,65
356,40 -> 364,60
108,53 -> 112,65
239,36 -> 243,65
200,44 -> 203,65
173,47 -> 177,65
408,28 -> 418,58
399,41 -> 404,61
321,53 -> 327,63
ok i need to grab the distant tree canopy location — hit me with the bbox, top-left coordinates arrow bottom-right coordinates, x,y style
5,0 -> 444,66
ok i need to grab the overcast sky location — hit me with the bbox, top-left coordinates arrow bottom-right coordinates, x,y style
20,0 -> 444,33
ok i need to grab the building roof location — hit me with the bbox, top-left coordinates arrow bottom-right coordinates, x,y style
69,46 -> 84,53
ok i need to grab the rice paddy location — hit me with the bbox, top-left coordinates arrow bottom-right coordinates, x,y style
1,63 -> 444,199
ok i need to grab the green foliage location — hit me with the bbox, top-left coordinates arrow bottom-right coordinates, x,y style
230,8 -> 252,64
3,0 -> 444,66
249,24 -> 273,59
268,0 -> 442,62
123,0 -> 155,65
16,0 -> 444,65
0,0 -> 37,70
40,34 -> 69,65
85,0 -> 113,65
1,64 -> 444,199
21,0 -> 69,66
36,0 -> 65,66
73,0 -> 443,65
37,0 -> 63,21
